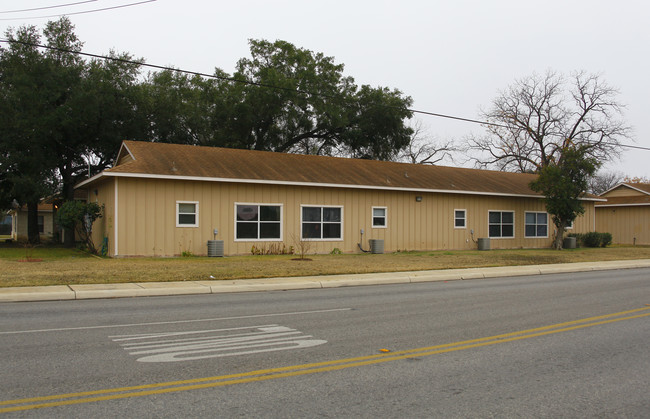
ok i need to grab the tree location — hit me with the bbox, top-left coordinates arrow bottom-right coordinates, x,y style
144,39 -> 415,159
530,146 -> 600,249
622,175 -> 650,184
0,24 -> 58,243
397,121 -> 456,165
54,201 -> 103,254
587,170 -> 625,195
0,18 -> 145,244
468,70 -> 631,173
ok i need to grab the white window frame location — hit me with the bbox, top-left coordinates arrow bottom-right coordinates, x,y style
524,211 -> 549,238
565,220 -> 574,230
176,201 -> 199,228
488,210 -> 515,239
372,206 -> 387,229
234,203 -> 283,242
300,205 -> 344,241
454,209 -> 466,229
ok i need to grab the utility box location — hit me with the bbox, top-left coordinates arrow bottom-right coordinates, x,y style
207,240 -> 224,257
563,236 -> 577,249
369,239 -> 384,254
477,238 -> 490,251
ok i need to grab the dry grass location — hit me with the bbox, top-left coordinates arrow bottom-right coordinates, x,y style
1,245 -> 650,288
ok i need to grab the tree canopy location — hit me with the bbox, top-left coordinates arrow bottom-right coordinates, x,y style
529,146 -> 600,249
0,18 -> 144,243
144,39 -> 414,159
468,70 -> 631,173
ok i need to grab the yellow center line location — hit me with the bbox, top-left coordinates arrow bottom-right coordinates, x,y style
1,306 -> 648,413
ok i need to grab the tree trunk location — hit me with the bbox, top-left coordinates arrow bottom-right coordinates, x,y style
553,220 -> 568,250
26,201 -> 40,245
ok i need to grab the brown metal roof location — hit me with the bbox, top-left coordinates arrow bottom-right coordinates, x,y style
624,183 -> 650,194
595,196 -> 650,207
99,140 -> 547,197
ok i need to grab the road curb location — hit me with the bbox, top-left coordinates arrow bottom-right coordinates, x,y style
1,259 -> 650,302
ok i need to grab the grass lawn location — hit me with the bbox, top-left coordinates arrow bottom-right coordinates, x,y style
1,244 -> 649,288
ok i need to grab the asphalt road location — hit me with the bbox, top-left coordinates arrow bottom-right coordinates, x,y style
0,268 -> 648,417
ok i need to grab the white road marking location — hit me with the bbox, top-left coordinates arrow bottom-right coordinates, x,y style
112,324 -> 327,362
0,308 -> 352,335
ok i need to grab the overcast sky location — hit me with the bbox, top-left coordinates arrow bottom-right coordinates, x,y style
2,0 -> 649,178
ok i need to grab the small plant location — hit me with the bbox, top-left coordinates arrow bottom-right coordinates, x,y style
330,248 -> 342,255
290,233 -> 312,260
178,239 -> 193,257
251,243 -> 295,255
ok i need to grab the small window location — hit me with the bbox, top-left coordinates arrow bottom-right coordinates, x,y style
565,220 -> 574,230
37,215 -> 44,233
176,201 -> 198,227
489,211 -> 514,238
454,209 -> 466,229
235,204 -> 282,240
1,215 -> 13,235
372,207 -> 387,228
525,212 -> 548,238
301,206 -> 343,240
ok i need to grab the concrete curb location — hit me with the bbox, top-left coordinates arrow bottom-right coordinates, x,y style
1,259 -> 650,302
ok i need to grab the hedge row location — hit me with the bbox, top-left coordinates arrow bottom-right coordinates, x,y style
568,232 -> 613,248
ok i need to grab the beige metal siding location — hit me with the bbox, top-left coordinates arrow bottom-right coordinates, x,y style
15,210 -> 54,241
596,206 -> 650,245
87,178 -> 116,256
99,177 -> 596,257
602,187 -> 645,197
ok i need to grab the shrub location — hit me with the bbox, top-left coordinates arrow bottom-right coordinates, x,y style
582,232 -> 602,247
600,232 -> 613,247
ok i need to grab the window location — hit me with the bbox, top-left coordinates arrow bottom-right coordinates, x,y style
37,215 -> 44,234
565,220 -> 574,230
235,204 -> 282,240
372,207 -> 387,228
525,212 -> 548,238
0,215 -> 12,236
176,201 -> 198,227
488,211 -> 514,238
454,209 -> 466,229
302,206 -> 342,240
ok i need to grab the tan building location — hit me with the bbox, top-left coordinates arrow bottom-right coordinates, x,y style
76,141 -> 599,257
1,204 -> 55,242
596,183 -> 650,245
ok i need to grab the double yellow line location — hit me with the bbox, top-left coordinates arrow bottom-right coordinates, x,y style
2,306 -> 649,413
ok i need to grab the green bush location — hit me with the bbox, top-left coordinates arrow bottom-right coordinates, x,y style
576,232 -> 612,248
582,232 -> 601,247
600,232 -> 613,247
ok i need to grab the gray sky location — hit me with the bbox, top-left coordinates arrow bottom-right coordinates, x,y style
2,0 -> 649,178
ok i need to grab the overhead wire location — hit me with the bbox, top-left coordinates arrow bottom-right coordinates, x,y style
0,37 -> 647,152
0,0 -> 156,21
0,1 -> 98,15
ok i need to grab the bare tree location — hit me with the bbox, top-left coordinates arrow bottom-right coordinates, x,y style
397,121 -> 456,165
587,170 -> 625,195
467,70 -> 632,173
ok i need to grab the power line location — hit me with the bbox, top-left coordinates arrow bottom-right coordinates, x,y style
0,1 -> 98,15
0,37 -> 648,153
0,1 -> 156,21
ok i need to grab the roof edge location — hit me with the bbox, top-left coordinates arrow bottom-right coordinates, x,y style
600,182 -> 650,197
74,170 -> 592,200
